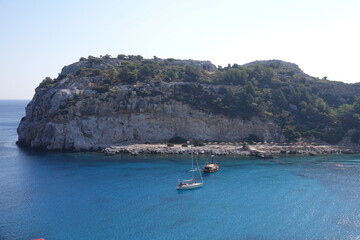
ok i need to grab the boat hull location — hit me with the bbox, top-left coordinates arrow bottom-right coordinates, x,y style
176,182 -> 203,190
203,163 -> 219,173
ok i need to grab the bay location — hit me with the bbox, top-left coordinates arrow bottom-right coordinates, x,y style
1,100 -> 360,240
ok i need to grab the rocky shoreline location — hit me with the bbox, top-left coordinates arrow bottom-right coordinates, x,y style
102,142 -> 359,157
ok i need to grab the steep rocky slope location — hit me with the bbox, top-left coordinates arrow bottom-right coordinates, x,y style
17,55 -> 360,151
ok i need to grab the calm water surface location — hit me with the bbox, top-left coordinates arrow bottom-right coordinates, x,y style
1,100 -> 360,240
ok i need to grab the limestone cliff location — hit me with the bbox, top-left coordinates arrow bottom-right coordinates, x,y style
17,81 -> 280,151
17,55 -> 360,151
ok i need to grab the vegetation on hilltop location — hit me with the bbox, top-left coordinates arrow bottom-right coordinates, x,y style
40,54 -> 360,144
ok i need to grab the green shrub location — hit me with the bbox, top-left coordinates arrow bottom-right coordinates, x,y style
282,126 -> 301,142
184,65 -> 202,82
76,68 -> 102,77
92,84 -> 110,93
136,89 -> 152,97
139,64 -> 155,79
117,54 -> 126,60
245,134 -> 263,143
320,128 -> 344,144
351,132 -> 360,144
181,143 -> 188,147
167,143 -> 174,147
193,140 -> 205,147
88,55 -> 103,63
38,77 -> 54,89
168,136 -> 187,144
119,67 -> 138,83
102,54 -> 111,59
242,142 -> 249,150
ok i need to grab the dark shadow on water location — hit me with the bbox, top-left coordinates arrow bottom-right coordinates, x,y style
294,173 -> 310,178
63,173 -> 76,177
79,164 -> 107,168
255,163 -> 273,166
270,159 -> 293,165
263,175 -> 278,180
134,167 -> 163,171
119,173 -> 136,178
49,166 -> 74,171
170,216 -> 193,227
202,171 -> 219,178
162,195 -> 190,202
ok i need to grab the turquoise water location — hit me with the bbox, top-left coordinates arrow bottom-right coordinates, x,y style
1,100 -> 360,239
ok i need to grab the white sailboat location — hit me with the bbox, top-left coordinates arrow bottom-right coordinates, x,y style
176,146 -> 204,190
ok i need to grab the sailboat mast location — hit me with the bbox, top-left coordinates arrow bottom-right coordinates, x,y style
191,145 -> 194,179
196,154 -> 203,182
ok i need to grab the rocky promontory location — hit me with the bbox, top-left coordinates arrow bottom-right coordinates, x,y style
17,54 -> 360,152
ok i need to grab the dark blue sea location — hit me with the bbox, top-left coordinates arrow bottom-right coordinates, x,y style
1,100 -> 360,240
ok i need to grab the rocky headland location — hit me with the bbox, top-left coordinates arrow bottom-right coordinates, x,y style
17,54 -> 360,154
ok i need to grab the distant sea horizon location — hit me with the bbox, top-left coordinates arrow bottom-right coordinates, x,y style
0,99 -> 30,100
2,100 -> 360,239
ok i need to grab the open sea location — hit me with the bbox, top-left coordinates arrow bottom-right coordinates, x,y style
1,100 -> 360,240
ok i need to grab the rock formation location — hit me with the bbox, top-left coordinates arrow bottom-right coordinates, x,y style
17,81 -> 280,151
17,55 -> 360,151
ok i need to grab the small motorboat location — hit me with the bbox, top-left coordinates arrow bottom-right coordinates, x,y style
203,163 -> 219,173
203,155 -> 219,173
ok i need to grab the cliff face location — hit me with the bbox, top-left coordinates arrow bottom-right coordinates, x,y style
18,79 -> 280,151
17,55 -> 360,151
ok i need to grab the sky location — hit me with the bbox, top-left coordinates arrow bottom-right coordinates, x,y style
0,0 -> 359,99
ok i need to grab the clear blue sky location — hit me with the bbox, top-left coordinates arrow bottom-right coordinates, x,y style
1,0 -> 359,99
